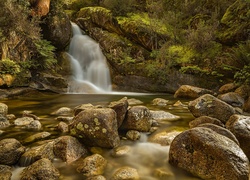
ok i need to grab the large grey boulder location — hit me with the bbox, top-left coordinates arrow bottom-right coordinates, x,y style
188,94 -> 235,123
20,158 -> 60,180
69,108 -> 120,148
0,138 -> 25,165
169,127 -> 249,180
226,114 -> 250,159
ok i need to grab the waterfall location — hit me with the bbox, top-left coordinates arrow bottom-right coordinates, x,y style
67,23 -> 112,93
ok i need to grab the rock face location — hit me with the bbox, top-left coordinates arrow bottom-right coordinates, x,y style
69,108 -> 120,148
169,127 -> 249,180
20,158 -> 60,180
0,138 -> 25,165
174,85 -> 214,99
188,94 -> 235,123
226,114 -> 250,159
120,106 -> 151,132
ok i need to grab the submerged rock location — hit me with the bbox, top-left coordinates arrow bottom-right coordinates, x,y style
20,158 -> 60,180
0,114 -> 10,128
0,138 -> 25,165
0,103 -> 8,116
152,98 -> 169,106
188,94 -> 235,123
169,127 -> 249,180
111,166 -> 140,180
150,110 -> 180,121
69,108 -> 120,148
226,114 -> 250,159
76,154 -> 107,177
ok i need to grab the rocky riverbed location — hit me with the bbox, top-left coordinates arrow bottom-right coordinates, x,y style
0,83 -> 250,179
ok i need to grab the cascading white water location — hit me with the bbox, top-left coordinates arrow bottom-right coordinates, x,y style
67,23 -> 112,93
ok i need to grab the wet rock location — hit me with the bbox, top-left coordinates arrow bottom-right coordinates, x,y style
243,96 -> 250,113
22,110 -> 39,120
218,92 -> 244,107
86,175 -> 106,180
22,132 -> 51,144
218,83 -> 239,94
6,114 -> 16,120
0,165 -> 12,180
108,97 -> 128,127
173,100 -> 185,107
127,98 -> 143,105
174,85 -> 214,99
126,130 -> 141,141
226,114 -> 250,159
57,121 -> 69,133
76,154 -> 107,177
20,158 -> 60,180
14,117 -> 34,126
56,116 -> 73,122
25,120 -> 42,130
69,108 -> 120,148
120,106 -> 151,132
189,116 -> 224,128
0,103 -> 8,116
19,141 -> 55,166
234,84 -> 250,100
51,107 -> 73,116
153,167 -> 174,179
188,94 -> 235,123
111,145 -> 131,157
0,114 -> 10,128
152,98 -> 169,106
150,110 -> 180,121
74,103 -> 95,116
53,136 -> 88,164
197,123 -> 239,145
111,166 -> 139,180
148,130 -> 181,146
169,127 -> 249,180
0,138 -> 25,165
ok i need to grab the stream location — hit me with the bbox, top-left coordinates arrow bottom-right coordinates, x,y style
1,92 -> 200,180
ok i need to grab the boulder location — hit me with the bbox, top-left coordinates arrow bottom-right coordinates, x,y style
86,175 -> 106,180
111,166 -> 140,180
169,127 -> 249,180
188,94 -> 235,123
126,130 -> 141,141
150,110 -> 180,121
57,121 -> 69,133
234,84 -> 250,100
111,145 -> 131,157
19,141 -> 55,167
69,108 -> 120,148
51,107 -> 73,116
120,106 -> 151,132
0,165 -> 12,180
53,136 -> 88,164
20,158 -> 60,180
218,83 -> 239,94
189,116 -> 224,128
148,130 -> 181,146
0,103 -> 8,116
243,96 -> 250,113
197,123 -> 239,145
0,138 -> 25,165
108,97 -> 128,127
74,103 -> 95,116
0,114 -> 10,128
218,92 -> 244,107
14,117 -> 34,126
76,154 -> 107,177
174,85 -> 214,99
226,114 -> 250,159
25,120 -> 42,130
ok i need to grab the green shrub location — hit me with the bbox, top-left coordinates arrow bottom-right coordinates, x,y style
0,58 -> 20,75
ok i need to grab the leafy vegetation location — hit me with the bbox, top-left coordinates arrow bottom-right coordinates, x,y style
0,58 -> 20,75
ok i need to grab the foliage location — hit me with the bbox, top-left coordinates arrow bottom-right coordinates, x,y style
180,65 -> 223,78
0,58 -> 20,75
145,61 -> 168,84
34,40 -> 57,69
234,65 -> 250,85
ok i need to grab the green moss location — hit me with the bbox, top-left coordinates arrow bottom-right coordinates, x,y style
0,58 -> 20,75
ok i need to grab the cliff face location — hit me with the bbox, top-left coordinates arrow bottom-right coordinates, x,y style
67,0 -> 249,93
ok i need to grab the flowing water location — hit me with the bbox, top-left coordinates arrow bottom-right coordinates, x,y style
67,23 -> 112,93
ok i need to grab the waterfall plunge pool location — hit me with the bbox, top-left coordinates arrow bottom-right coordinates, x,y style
1,93 -> 199,180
